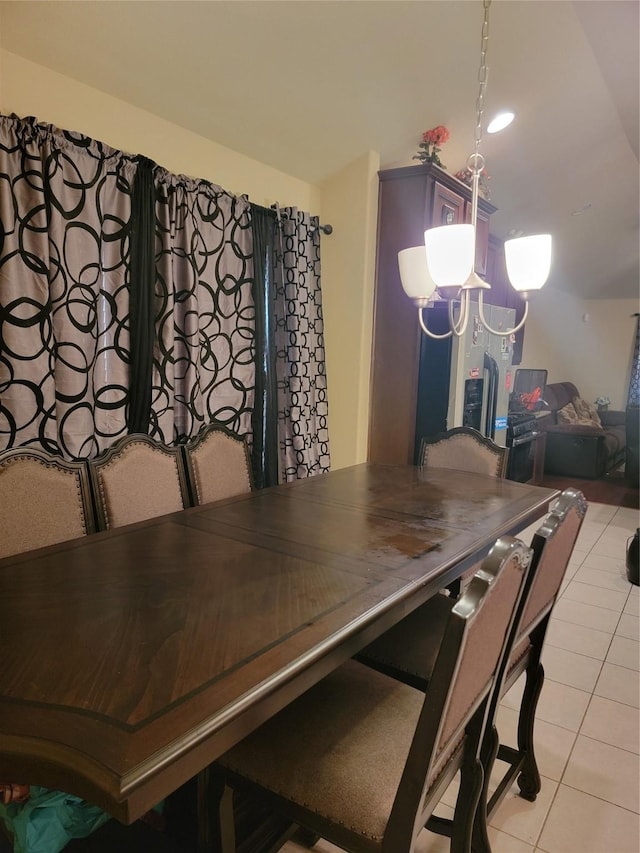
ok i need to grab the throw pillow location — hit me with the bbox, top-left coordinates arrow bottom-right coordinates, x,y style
573,397 -> 602,427
557,402 -> 579,424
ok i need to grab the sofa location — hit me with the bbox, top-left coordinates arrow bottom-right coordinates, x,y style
539,381 -> 626,479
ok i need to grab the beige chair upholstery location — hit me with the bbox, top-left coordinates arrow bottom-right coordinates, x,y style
89,434 -> 189,530
420,426 -> 509,479
0,448 -> 95,558
214,537 -> 532,853
357,488 -> 586,847
182,424 -> 252,507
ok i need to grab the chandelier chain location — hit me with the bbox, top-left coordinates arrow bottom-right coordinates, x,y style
473,0 -> 491,164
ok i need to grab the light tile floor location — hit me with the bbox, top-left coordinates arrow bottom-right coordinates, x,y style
283,501 -> 640,853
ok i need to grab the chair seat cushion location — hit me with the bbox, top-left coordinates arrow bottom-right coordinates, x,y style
357,593 -> 453,686
218,659 -> 424,843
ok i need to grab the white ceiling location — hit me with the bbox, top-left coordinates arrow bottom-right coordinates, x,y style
1,0 -> 638,300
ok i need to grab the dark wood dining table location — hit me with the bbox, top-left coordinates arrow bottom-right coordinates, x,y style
0,463 -> 558,850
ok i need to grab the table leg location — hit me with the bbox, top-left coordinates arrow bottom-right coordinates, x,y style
197,767 -> 301,853
196,766 -> 230,852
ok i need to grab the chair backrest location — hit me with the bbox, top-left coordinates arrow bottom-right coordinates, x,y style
420,426 -> 509,478
385,536 -> 532,844
182,424 -> 253,506
482,488 -> 587,820
512,487 -> 587,653
88,434 -> 189,530
0,448 -> 95,558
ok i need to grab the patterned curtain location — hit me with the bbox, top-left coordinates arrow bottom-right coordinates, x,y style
0,115 -> 137,458
151,170 -> 254,442
275,208 -> 330,480
628,314 -> 640,408
0,114 -> 254,457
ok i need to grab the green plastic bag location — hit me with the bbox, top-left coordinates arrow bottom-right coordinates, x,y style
0,786 -> 110,853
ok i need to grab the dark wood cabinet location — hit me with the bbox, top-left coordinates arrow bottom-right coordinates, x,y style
368,163 -> 497,465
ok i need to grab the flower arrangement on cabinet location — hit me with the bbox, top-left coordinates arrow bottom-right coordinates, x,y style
454,166 -> 491,200
414,125 -> 450,168
595,396 -> 610,411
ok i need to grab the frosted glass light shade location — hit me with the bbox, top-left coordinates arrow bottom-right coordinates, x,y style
424,224 -> 475,288
504,234 -> 552,292
398,246 -> 436,301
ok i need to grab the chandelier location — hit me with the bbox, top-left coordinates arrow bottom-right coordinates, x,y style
399,0 -> 552,340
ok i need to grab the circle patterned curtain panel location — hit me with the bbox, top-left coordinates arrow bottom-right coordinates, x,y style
151,169 -> 254,442
0,115 -> 255,459
275,209 -> 330,480
0,115 -> 137,459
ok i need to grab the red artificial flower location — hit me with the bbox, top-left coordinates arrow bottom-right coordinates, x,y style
415,125 -> 451,168
432,125 -> 450,145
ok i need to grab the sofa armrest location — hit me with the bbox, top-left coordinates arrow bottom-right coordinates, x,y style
544,423 -> 605,438
544,427 -> 607,478
599,409 -> 625,427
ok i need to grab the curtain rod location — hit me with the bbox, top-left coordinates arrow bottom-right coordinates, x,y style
271,203 -> 333,236
315,222 -> 334,235
249,200 -> 333,235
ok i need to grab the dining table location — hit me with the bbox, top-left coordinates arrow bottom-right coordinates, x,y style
0,462 -> 559,851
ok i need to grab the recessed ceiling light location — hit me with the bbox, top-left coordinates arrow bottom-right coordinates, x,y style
487,111 -> 515,133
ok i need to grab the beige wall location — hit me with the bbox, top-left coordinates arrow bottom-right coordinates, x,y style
0,50 -> 319,209
520,287 -> 639,410
320,151 -> 380,470
1,48 -> 377,470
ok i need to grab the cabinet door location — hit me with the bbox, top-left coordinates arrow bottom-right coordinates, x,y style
465,202 -> 490,277
432,182 -> 465,227
484,234 -> 508,306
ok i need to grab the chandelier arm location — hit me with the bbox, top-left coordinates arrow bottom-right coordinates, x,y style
418,307 -> 453,339
477,291 -> 530,336
449,288 -> 471,337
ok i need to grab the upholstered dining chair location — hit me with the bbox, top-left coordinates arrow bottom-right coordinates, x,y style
421,426 -> 510,598
0,447 -> 104,851
356,488 -> 586,848
420,426 -> 509,479
0,447 -> 96,558
481,488 -> 586,821
181,424 -> 253,507
88,434 -> 190,530
212,536 -> 533,853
